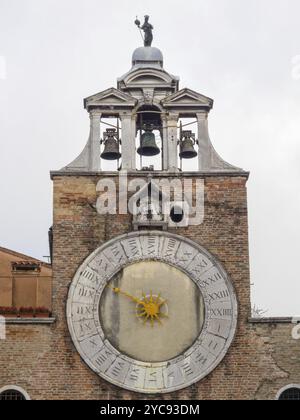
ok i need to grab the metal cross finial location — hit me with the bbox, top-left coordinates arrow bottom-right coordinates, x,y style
135,15 -> 154,47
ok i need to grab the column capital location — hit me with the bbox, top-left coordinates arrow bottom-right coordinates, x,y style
119,112 -> 132,120
196,111 -> 208,121
89,110 -> 102,119
167,112 -> 179,122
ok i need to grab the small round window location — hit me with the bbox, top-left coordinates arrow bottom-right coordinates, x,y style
170,205 -> 184,224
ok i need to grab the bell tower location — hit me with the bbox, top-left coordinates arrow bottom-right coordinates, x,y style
50,17 -> 253,399
60,23 -> 241,175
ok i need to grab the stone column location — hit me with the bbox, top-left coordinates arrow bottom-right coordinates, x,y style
120,113 -> 136,171
89,111 -> 102,171
167,113 -> 179,172
197,112 -> 211,171
131,113 -> 137,170
161,114 -> 169,171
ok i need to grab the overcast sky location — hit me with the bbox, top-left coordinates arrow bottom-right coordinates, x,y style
0,0 -> 299,316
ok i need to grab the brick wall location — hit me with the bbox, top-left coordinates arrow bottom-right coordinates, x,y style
250,321 -> 300,400
0,173 -> 299,400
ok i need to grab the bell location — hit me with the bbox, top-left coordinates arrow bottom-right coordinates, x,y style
179,131 -> 198,159
101,129 -> 121,161
137,125 -> 160,157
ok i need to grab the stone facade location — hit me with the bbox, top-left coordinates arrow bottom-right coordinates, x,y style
0,173 -> 299,400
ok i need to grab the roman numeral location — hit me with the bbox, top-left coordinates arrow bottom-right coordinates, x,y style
148,371 -> 157,383
208,289 -> 229,302
76,305 -> 92,316
78,287 -> 94,299
208,272 -> 222,283
194,353 -> 208,366
147,237 -> 156,255
128,239 -> 139,257
80,321 -> 92,334
164,239 -> 177,257
191,259 -> 208,275
178,251 -> 193,263
182,362 -> 194,377
89,338 -> 97,347
208,340 -> 219,351
129,367 -> 140,382
111,362 -> 125,378
98,258 -> 109,273
94,350 -> 113,367
210,308 -> 233,317
199,272 -> 223,288
111,246 -> 125,264
81,269 -> 94,281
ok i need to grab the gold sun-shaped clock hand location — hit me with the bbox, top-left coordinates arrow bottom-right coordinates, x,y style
107,285 -> 144,305
137,291 -> 168,327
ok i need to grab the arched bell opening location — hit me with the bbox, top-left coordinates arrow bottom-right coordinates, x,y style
178,117 -> 198,172
100,116 -> 122,171
136,105 -> 163,171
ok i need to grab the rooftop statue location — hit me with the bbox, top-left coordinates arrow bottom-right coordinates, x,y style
135,15 -> 154,47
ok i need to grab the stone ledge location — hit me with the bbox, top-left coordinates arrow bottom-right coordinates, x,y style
50,170 -> 250,180
3,318 -> 56,325
249,317 -> 294,324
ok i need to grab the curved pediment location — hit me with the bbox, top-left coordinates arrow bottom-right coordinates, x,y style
120,68 -> 178,88
129,74 -> 169,85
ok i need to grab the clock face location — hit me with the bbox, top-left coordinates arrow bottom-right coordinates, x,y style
100,261 -> 205,363
67,232 -> 238,394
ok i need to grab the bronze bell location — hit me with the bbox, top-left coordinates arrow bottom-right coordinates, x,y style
179,131 -> 198,159
101,129 -> 121,161
137,125 -> 160,157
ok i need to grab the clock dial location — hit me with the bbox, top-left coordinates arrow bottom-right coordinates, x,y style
67,232 -> 238,394
100,261 -> 205,363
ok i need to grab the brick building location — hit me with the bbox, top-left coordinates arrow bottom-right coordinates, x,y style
0,21 -> 299,400
0,247 -> 52,313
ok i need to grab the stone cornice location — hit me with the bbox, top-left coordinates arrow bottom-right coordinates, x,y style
50,170 -> 250,180
249,317 -> 296,324
4,318 -> 56,325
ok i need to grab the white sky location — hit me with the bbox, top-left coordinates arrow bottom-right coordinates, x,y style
0,0 -> 299,316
